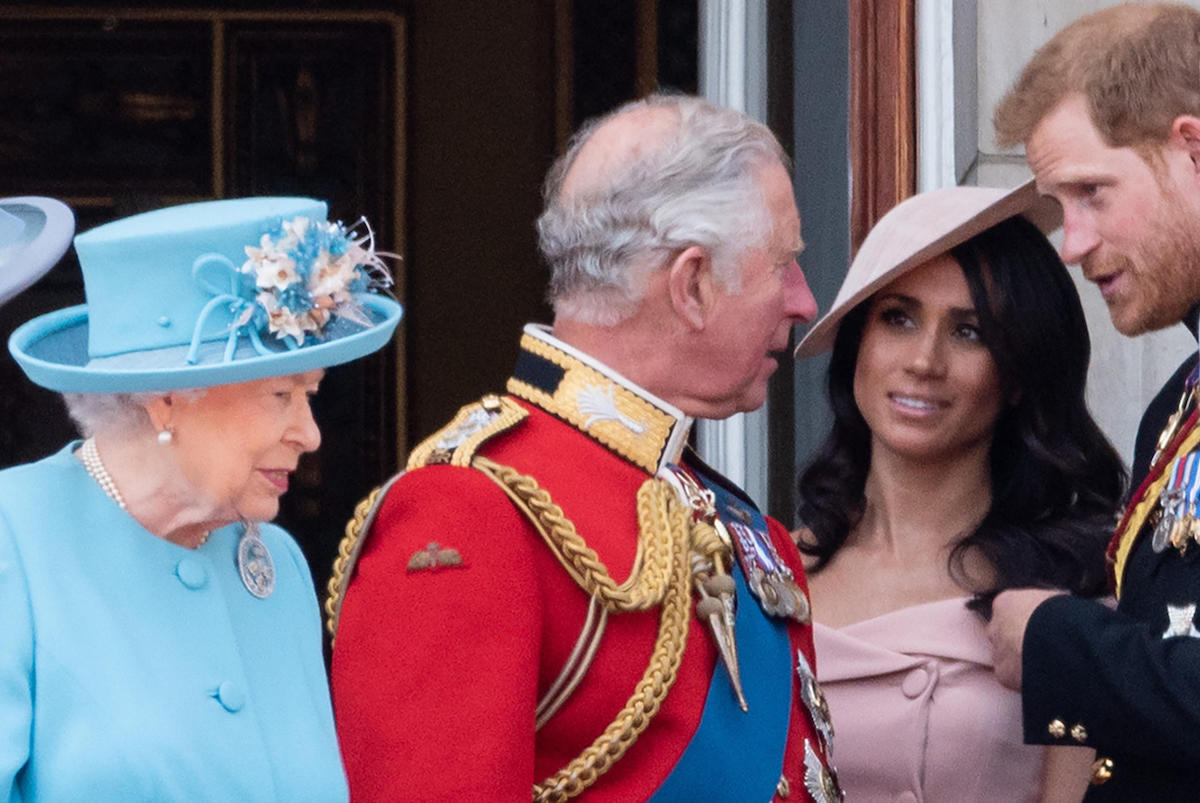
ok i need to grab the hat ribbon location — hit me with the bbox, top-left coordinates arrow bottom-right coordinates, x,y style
185,252 -> 284,366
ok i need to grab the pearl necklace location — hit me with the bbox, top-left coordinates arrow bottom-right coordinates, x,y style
80,437 -> 127,510
79,438 -> 210,548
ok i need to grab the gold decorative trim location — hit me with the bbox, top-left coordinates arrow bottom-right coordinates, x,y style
1089,757 -> 1114,786
325,394 -> 527,642
473,456 -> 676,612
326,381 -> 711,800
507,332 -> 686,474
406,394 -> 528,469
325,483 -> 386,642
470,456 -> 695,802
1113,425 -> 1200,596
328,416 -> 725,800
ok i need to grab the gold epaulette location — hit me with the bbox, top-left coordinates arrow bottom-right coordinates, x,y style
324,394 -> 529,639
323,391 -> 704,802
406,394 -> 530,469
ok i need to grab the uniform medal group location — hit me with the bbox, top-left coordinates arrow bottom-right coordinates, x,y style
1153,451 -> 1200,555
1152,372 -> 1200,556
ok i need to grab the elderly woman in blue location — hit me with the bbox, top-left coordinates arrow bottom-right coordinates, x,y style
1,197 -> 402,801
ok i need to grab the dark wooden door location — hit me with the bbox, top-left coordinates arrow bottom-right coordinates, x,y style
0,8 -> 405,644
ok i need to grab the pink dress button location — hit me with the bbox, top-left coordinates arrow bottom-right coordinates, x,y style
901,667 -> 929,698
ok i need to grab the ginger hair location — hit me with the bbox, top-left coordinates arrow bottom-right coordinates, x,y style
995,3 -> 1200,149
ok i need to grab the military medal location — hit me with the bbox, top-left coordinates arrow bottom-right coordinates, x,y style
1152,367 -> 1198,468
726,518 -> 811,624
237,522 -> 275,598
1150,367 -> 1200,552
1152,487 -> 1182,553
1154,453 -> 1200,556
1170,514 -> 1192,554
803,739 -> 843,803
795,650 -> 834,755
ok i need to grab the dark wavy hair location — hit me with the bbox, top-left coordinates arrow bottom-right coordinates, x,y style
797,214 -> 1127,611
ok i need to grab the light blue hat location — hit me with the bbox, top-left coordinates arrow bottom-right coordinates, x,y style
0,196 -> 75,306
9,196 -> 403,393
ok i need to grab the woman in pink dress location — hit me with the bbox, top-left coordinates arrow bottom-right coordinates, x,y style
794,183 -> 1126,802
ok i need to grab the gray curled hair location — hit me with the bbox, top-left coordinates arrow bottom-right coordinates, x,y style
538,93 -> 789,325
63,393 -> 157,438
62,389 -> 204,438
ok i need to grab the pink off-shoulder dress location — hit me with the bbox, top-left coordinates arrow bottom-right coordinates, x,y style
813,597 -> 1044,803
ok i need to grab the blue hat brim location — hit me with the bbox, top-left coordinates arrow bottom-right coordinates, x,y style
9,294 -> 403,393
0,197 -> 75,306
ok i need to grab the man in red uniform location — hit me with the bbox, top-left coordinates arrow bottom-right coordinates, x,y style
329,93 -> 839,801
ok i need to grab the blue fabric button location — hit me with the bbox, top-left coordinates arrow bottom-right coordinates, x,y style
175,558 -> 207,590
216,681 -> 245,713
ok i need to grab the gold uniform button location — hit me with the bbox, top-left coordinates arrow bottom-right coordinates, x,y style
1070,723 -> 1088,743
1090,757 -> 1114,785
1048,719 -> 1066,739
776,775 -> 790,798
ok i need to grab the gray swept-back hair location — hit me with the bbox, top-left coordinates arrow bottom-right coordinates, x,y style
63,393 -> 157,438
538,93 -> 790,325
62,390 -> 204,438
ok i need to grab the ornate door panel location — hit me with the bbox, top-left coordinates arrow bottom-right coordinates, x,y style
0,7 -> 405,626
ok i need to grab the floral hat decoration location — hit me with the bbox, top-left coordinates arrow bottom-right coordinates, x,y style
9,196 -> 403,392
0,196 -> 75,306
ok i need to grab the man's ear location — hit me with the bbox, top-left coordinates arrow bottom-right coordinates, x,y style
666,245 -> 716,330
1171,115 -> 1200,175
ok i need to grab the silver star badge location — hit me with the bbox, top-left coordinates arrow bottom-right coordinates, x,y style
803,739 -> 842,803
1163,603 -> 1200,639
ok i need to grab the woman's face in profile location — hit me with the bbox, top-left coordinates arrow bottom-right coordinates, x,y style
151,369 -> 325,524
852,254 -> 1006,464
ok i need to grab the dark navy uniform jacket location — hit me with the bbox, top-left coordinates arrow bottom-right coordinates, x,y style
1023,342 -> 1200,801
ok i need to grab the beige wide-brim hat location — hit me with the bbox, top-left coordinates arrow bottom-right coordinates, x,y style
794,180 -> 1062,358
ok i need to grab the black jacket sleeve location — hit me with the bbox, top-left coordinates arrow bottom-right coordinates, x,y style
1022,594 -> 1200,761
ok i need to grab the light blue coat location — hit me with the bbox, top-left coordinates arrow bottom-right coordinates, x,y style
0,444 -> 348,801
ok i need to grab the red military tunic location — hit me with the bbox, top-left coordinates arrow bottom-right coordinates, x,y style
331,325 -> 838,801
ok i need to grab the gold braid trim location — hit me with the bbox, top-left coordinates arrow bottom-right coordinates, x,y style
473,456 -> 676,612
324,395 -> 529,642
542,478 -> 690,801
328,420 -> 709,800
408,394 -> 529,469
324,484 -> 385,642
470,457 -> 695,800
690,517 -> 730,570
507,331 -> 685,475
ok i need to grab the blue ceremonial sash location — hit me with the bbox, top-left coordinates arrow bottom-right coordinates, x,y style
648,482 -> 794,801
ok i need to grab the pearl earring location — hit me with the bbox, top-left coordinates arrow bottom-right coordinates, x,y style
157,429 -> 173,445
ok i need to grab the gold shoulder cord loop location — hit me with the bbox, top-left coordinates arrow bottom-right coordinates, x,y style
325,395 -> 528,641
473,456 -> 676,612
470,457 -> 695,802
324,395 -> 702,801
